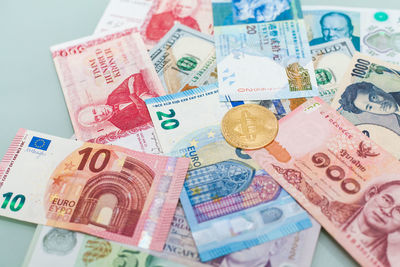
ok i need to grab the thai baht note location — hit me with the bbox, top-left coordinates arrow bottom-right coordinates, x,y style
248,97 -> 400,267
95,0 -> 214,49
23,225 -> 186,267
213,0 -> 319,101
51,28 -> 164,154
145,84 -> 312,261
303,6 -> 400,65
311,38 -> 355,103
150,24 -> 217,94
331,53 -> 400,159
0,129 -> 189,250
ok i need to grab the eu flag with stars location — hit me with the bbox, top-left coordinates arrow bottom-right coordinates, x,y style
28,136 -> 51,151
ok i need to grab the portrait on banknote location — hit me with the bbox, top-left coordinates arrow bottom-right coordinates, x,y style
77,73 -> 158,131
304,10 -> 360,51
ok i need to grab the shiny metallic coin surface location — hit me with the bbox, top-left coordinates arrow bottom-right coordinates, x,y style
221,104 -> 278,149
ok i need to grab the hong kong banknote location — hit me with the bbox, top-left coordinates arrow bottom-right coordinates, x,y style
95,0 -> 214,48
248,97 -> 400,267
331,53 -> 400,159
23,225 -> 186,267
150,24 -> 217,94
303,6 -> 400,65
310,39 -> 355,103
213,0 -> 319,101
51,28 -> 164,154
146,84 -> 312,261
0,129 -> 189,250
164,202 -> 321,267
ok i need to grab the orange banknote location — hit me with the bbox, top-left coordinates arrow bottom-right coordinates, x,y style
0,129 -> 189,251
248,97 -> 400,267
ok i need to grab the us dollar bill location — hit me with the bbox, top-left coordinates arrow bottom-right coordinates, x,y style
311,38 -> 356,103
150,24 -> 217,94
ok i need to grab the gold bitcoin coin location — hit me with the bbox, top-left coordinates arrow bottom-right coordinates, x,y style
221,104 -> 278,149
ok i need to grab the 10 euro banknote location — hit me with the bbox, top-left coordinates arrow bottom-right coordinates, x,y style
0,129 -> 189,250
51,28 -> 164,154
145,84 -> 312,261
248,98 -> 400,267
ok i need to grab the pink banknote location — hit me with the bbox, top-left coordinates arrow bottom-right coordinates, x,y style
95,0 -> 213,49
51,28 -> 164,153
248,98 -> 400,267
0,129 -> 189,250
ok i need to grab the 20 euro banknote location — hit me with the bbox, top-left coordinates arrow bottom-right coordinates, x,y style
248,97 -> 400,267
145,84 -> 312,261
0,129 -> 189,250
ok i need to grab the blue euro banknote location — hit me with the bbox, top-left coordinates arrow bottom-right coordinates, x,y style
146,84 -> 312,261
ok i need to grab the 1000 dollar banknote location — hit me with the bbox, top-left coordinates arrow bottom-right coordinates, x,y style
95,0 -> 214,49
311,38 -> 355,103
51,28 -> 164,154
303,6 -> 400,65
0,129 -> 189,250
150,24 -> 217,94
23,225 -> 186,267
248,97 -> 400,267
145,84 -> 312,261
331,53 -> 400,159
213,0 -> 319,101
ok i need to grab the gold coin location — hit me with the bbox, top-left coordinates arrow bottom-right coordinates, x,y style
221,104 -> 278,149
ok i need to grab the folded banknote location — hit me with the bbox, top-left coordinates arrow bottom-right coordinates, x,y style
331,53 -> 400,159
248,97 -> 400,267
95,0 -> 214,48
51,28 -> 164,154
213,0 -> 319,101
0,129 -> 189,250
145,84 -> 312,261
303,6 -> 400,65
23,225 -> 186,267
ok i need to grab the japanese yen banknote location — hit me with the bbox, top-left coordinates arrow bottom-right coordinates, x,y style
0,129 -> 189,250
213,0 -> 319,101
23,225 -> 186,267
248,97 -> 400,267
145,84 -> 312,261
332,53 -> 400,159
303,6 -> 400,65
311,38 -> 355,103
150,24 -> 217,94
95,0 -> 214,48
165,203 -> 321,267
51,28 -> 164,154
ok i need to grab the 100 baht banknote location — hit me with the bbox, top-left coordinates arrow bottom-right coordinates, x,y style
311,38 -> 355,103
145,84 -> 312,261
303,6 -> 400,65
248,97 -> 400,267
331,53 -> 400,159
213,0 -> 319,101
23,225 -> 186,267
150,24 -> 217,94
95,0 -> 214,49
0,129 -> 189,250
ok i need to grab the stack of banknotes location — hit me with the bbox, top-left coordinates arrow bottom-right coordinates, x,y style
1,0 -> 400,266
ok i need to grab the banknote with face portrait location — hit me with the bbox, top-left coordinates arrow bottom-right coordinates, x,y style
95,0 -> 214,49
310,38 -> 356,103
51,28 -> 164,153
23,225 -> 187,267
150,24 -> 217,94
248,97 -> 400,267
0,129 -> 189,250
145,84 -> 312,261
331,53 -> 400,159
303,6 -> 400,65
213,0 -> 319,101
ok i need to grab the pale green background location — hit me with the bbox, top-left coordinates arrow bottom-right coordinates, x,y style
0,0 -> 399,266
